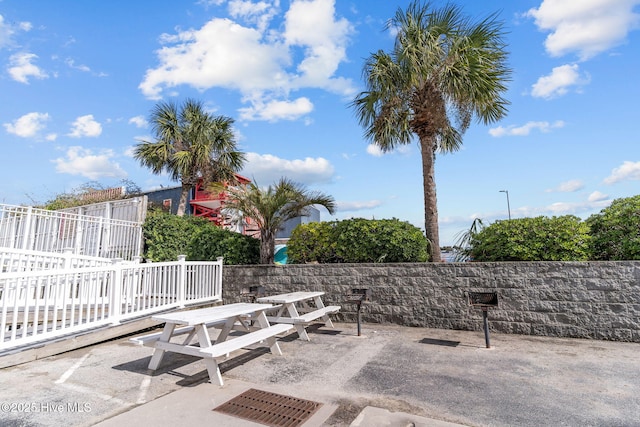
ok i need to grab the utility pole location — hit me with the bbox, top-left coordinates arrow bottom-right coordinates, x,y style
499,190 -> 511,220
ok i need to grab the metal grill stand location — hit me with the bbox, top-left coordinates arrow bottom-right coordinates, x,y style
467,291 -> 499,349
240,285 -> 265,303
345,288 -> 371,336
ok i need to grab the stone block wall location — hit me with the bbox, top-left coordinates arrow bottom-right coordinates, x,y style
222,261 -> 640,342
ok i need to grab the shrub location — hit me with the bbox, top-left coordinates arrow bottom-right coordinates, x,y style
469,215 -> 590,261
142,210 -> 207,261
288,218 -> 428,263
586,195 -> 640,260
188,226 -> 259,265
142,210 -> 259,264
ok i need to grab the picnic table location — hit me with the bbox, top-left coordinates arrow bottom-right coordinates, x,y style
130,303 -> 293,386
256,291 -> 340,341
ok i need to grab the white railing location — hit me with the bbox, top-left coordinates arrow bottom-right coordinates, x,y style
0,204 -> 143,261
0,256 -> 223,351
1,248 -> 117,273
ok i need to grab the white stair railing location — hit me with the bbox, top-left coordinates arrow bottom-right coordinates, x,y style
0,256 -> 223,351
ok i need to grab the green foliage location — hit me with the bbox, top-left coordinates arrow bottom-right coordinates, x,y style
188,226 -> 259,265
586,195 -> 640,260
288,218 -> 428,263
142,210 -> 207,261
142,210 -> 259,264
469,216 -> 590,261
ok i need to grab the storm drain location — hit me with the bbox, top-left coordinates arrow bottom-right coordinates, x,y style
213,388 -> 322,427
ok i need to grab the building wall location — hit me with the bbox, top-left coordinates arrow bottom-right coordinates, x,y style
276,207 -> 320,239
223,261 -> 640,342
144,187 -> 192,216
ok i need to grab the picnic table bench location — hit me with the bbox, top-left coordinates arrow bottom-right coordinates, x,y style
257,291 -> 340,341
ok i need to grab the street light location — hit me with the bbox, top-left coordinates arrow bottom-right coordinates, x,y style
499,190 -> 511,220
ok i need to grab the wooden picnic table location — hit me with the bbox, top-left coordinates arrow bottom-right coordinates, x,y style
130,303 -> 292,386
256,291 -> 340,341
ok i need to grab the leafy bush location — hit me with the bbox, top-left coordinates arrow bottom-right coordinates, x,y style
469,216 -> 590,261
142,210 -> 259,264
586,195 -> 640,260
288,218 -> 428,263
188,226 -> 259,265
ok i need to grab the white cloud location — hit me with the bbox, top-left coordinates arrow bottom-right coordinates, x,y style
238,97 -> 313,121
241,152 -> 334,185
366,144 -> 383,157
65,58 -> 91,72
526,0 -> 640,60
588,191 -> 608,202
531,64 -> 590,99
7,53 -> 48,84
337,200 -> 383,212
139,18 -> 288,100
3,112 -> 50,138
604,160 -> 640,184
489,120 -> 565,137
139,0 -> 355,122
128,115 -> 148,128
228,0 -> 277,32
53,146 -> 127,179
546,179 -> 584,193
284,0 -> 355,94
0,15 -> 32,49
68,115 -> 102,138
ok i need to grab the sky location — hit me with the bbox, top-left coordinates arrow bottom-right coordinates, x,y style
1,0 -> 639,246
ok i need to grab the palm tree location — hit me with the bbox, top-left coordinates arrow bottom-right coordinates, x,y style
351,1 -> 511,262
218,178 -> 336,264
134,98 -> 245,216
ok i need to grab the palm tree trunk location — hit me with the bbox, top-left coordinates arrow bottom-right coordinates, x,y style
420,136 -> 442,262
260,229 -> 275,264
177,184 -> 191,217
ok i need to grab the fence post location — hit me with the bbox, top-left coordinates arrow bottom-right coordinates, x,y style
216,257 -> 224,300
21,206 -> 33,250
178,255 -> 186,307
62,248 -> 73,269
110,258 -> 123,323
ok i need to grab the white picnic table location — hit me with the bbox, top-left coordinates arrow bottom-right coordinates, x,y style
256,291 -> 340,341
130,303 -> 293,386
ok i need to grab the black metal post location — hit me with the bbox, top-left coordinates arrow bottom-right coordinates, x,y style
482,307 -> 490,348
356,301 -> 362,336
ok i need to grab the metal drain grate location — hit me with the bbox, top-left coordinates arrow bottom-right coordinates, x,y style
213,388 -> 322,427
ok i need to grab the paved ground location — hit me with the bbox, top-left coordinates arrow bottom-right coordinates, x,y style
1,322 -> 639,426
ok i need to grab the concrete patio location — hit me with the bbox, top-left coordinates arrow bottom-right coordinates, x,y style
1,322 -> 638,426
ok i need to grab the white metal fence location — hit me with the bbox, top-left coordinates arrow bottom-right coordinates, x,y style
0,204 -> 143,260
0,256 -> 223,351
1,248 -> 116,273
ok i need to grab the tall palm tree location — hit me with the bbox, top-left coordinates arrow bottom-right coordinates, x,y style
218,178 -> 336,264
351,1 -> 511,262
134,98 -> 245,216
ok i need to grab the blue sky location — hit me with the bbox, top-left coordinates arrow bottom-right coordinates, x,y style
1,0 -> 639,246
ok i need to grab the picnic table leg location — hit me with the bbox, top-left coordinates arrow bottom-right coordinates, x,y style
216,317 -> 236,343
192,324 -> 225,385
255,311 -> 283,355
203,358 -> 224,386
148,323 -> 176,370
286,303 -> 310,341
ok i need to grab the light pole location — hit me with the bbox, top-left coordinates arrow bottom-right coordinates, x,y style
499,190 -> 511,220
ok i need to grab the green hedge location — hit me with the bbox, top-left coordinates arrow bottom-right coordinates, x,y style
142,210 -> 259,264
288,218 -> 428,263
188,226 -> 260,265
469,215 -> 590,261
586,195 -> 640,260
